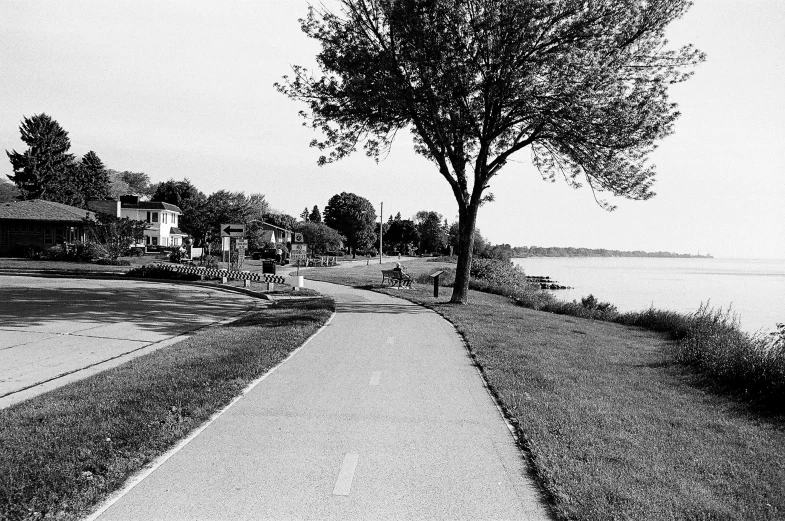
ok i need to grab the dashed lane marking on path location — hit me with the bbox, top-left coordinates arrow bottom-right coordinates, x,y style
332,453 -> 360,496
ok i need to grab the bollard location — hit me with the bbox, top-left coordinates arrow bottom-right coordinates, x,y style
267,282 -> 274,291
244,279 -> 251,288
221,276 -> 228,284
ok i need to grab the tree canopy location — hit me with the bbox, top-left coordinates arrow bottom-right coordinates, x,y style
324,192 -> 377,255
6,114 -> 75,201
294,221 -> 345,254
6,115 -> 113,208
278,0 -> 703,302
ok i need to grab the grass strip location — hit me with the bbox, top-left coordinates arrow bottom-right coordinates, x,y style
304,260 -> 785,520
0,298 -> 334,521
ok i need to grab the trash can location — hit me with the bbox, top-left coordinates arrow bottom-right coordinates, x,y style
262,260 -> 277,275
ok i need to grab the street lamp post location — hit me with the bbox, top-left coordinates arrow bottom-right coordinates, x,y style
379,201 -> 383,264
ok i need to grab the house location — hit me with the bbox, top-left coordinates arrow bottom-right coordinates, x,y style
88,196 -> 187,248
257,221 -> 292,245
0,199 -> 95,255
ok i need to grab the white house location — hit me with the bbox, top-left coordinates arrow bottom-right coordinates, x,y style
88,196 -> 187,248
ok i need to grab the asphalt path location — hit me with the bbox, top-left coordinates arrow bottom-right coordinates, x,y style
92,280 -> 551,520
0,275 -> 261,408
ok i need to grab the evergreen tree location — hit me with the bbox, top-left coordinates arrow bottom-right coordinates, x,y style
6,113 -> 75,201
309,205 -> 322,223
300,207 -> 310,221
77,151 -> 111,202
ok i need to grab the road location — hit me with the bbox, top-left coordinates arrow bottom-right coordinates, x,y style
92,279 -> 551,520
0,275 -> 261,409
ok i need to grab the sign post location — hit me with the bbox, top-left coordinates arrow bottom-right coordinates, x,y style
221,224 -> 246,270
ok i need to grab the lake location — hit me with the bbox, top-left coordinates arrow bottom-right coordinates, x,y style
511,257 -> 785,334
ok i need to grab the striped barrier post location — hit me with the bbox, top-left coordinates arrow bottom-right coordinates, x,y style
155,264 -> 287,285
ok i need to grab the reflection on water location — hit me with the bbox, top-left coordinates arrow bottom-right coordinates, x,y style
512,257 -> 785,334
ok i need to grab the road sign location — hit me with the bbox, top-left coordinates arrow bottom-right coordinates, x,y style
221,223 -> 245,237
236,239 -> 248,248
291,243 -> 307,254
294,232 -> 304,243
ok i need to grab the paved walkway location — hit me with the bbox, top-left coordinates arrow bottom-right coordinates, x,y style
0,275 -> 262,409
92,280 -> 551,520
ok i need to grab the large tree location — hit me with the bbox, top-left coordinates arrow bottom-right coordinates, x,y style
294,221 -> 345,254
118,171 -> 153,198
278,0 -> 703,303
415,210 -> 448,254
6,114 -> 75,201
74,151 -> 111,202
151,178 -> 208,242
323,192 -> 377,256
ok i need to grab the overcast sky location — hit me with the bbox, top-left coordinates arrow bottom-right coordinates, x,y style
1,0 -> 783,259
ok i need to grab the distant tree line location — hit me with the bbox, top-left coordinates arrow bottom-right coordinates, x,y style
485,245 -> 712,259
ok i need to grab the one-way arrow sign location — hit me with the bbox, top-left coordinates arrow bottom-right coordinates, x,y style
221,223 -> 246,237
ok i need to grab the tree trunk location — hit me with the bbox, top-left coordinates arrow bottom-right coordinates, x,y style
450,204 -> 478,304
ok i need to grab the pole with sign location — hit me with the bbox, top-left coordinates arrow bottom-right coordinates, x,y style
221,224 -> 246,270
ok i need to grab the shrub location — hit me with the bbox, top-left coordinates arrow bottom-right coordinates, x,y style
126,264 -> 200,281
665,305 -> 785,402
169,249 -> 185,263
39,242 -> 103,262
414,267 -> 457,286
469,258 -> 528,287
94,258 -> 131,266
615,307 -> 694,340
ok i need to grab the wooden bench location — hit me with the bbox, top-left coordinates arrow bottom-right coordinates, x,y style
381,269 -> 412,288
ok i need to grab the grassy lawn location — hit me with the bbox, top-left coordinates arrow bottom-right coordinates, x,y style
303,259 -> 785,520
0,254 -> 162,274
0,298 -> 334,521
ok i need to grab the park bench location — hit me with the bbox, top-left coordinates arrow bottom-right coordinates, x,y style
381,269 -> 412,288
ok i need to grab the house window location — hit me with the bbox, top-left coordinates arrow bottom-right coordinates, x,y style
152,236 -> 158,246
163,213 -> 168,224
145,235 -> 151,245
44,228 -> 53,244
152,212 -> 158,223
173,214 -> 177,225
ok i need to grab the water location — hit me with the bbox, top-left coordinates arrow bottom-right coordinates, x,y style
511,257 -> 785,334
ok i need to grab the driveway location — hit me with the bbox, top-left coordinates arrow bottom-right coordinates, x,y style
0,275 -> 262,408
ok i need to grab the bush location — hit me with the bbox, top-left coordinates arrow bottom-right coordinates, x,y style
39,242 -> 104,262
414,267 -> 457,286
94,258 -> 131,266
665,305 -> 785,402
169,249 -> 185,263
470,258 -> 528,287
126,264 -> 200,281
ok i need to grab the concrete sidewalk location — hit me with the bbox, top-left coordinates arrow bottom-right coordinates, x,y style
92,280 -> 551,520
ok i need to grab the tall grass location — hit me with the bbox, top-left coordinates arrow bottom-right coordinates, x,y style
461,275 -> 785,405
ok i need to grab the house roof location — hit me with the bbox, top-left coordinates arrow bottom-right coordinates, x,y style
169,227 -> 186,235
261,221 -> 292,233
0,199 -> 95,222
122,201 -> 182,213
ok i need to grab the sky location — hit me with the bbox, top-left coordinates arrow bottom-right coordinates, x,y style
1,0 -> 783,259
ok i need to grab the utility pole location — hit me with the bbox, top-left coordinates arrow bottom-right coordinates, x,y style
379,201 -> 383,264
